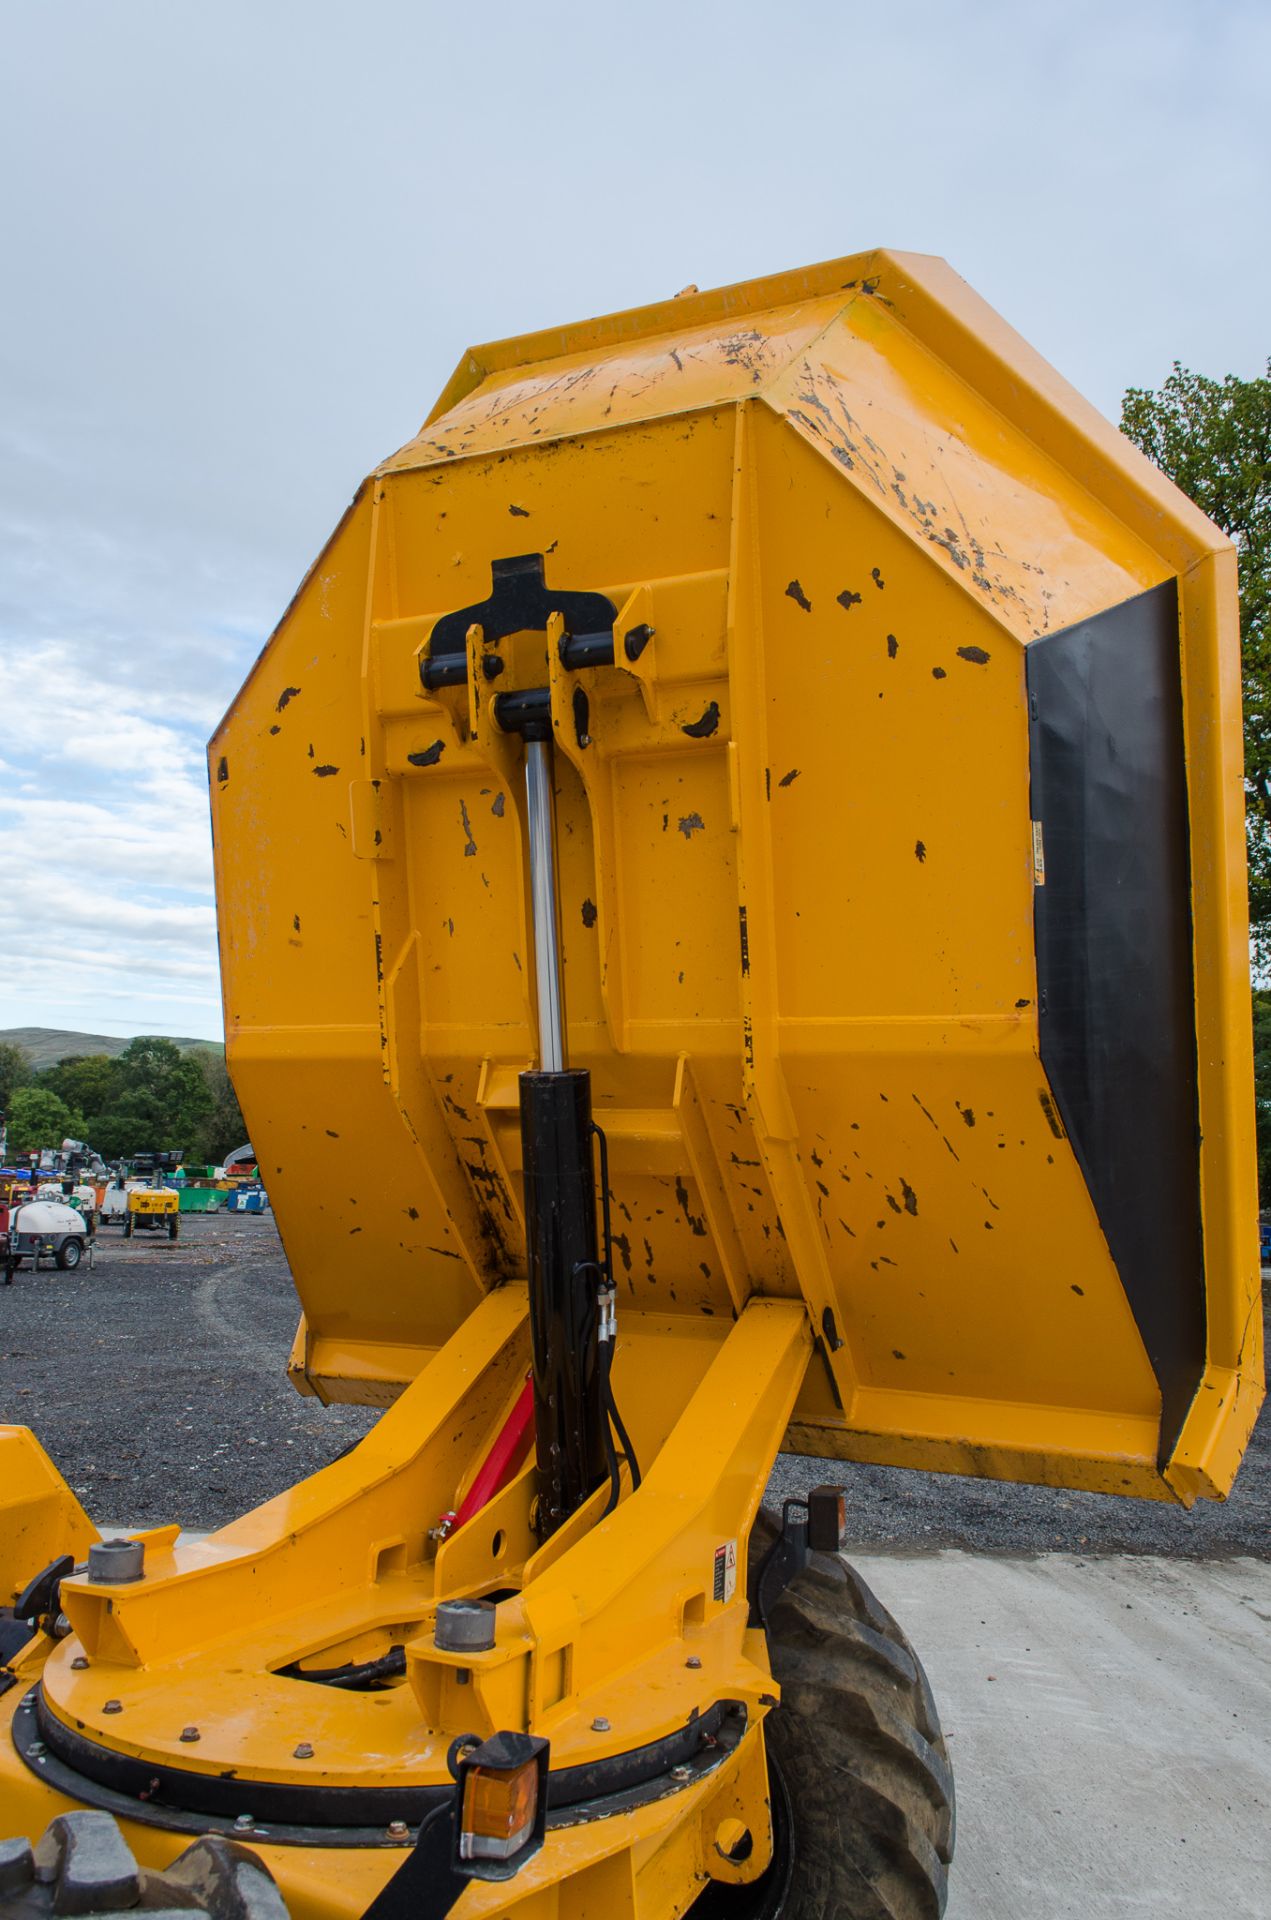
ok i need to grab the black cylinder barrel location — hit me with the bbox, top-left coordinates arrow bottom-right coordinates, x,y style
520,1068 -> 606,1537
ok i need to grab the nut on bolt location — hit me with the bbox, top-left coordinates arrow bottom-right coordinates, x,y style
591,1717 -> 610,1733
294,1742 -> 314,1760
102,1700 -> 122,1715
179,1726 -> 200,1743
387,1821 -> 410,1840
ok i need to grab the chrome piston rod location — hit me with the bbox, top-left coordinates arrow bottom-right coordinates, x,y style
524,736 -> 566,1072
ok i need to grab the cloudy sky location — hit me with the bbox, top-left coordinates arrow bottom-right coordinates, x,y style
2,0 -> 1268,1040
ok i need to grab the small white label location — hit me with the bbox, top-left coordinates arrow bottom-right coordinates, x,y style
1031,819 -> 1046,887
713,1539 -> 737,1604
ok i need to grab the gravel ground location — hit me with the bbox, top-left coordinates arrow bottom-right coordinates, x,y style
1,1214 -> 377,1529
2,1213 -> 1266,1554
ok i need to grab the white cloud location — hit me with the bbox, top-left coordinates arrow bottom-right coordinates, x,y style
0,637 -> 224,1031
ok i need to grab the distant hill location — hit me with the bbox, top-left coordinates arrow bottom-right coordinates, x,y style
0,1028 -> 223,1071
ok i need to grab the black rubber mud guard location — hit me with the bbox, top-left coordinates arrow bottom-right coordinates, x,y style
1027,577 -> 1205,1462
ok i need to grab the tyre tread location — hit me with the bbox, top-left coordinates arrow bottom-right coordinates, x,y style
0,1814 -> 287,1920
754,1509 -> 955,1917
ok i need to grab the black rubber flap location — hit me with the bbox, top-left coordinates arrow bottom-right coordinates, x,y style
1027,577 -> 1205,1462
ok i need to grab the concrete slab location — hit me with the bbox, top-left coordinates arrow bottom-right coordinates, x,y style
852,1552 -> 1271,1919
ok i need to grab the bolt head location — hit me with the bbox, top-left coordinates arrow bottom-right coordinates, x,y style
670,1764 -> 692,1783
102,1699 -> 122,1714
70,1656 -> 89,1671
233,1814 -> 254,1831
387,1821 -> 409,1840
591,1716 -> 610,1733
686,1656 -> 702,1669
28,1741 -> 45,1758
293,1742 -> 314,1760
179,1727 -> 200,1743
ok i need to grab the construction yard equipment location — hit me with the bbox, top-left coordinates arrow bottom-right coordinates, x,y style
123,1185 -> 180,1241
98,1158 -> 184,1239
0,250 -> 1264,1918
96,1176 -> 131,1230
34,1183 -> 99,1236
3,1199 -> 90,1282
176,1183 -> 226,1214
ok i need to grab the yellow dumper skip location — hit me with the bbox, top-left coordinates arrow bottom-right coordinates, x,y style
215,248 -> 1259,1503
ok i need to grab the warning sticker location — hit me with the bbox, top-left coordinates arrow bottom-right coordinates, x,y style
713,1540 -> 737,1604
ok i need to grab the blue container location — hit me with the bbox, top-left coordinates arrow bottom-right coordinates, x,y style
227,1187 -> 270,1214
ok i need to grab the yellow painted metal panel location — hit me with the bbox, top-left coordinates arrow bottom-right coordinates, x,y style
0,1427 -> 99,1607
209,251 -> 1261,1500
386,293 -> 848,473
763,296 -> 1169,641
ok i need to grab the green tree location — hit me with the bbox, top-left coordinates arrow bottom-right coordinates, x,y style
7,1087 -> 84,1159
0,1042 -> 31,1115
189,1051 -> 247,1167
37,1054 -> 115,1130
84,1037 -> 213,1162
1121,361 -> 1271,934
1253,991 -> 1271,1203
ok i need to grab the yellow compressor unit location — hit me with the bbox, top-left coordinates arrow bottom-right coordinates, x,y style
0,250 -> 1262,1920
124,1187 -> 180,1241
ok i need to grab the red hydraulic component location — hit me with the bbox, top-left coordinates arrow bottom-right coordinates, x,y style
434,1376 -> 535,1541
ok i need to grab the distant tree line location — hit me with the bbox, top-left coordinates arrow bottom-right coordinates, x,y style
0,1038 -> 246,1167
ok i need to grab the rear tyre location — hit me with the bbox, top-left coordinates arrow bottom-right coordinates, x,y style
0,1811 -> 289,1920
168,1216 -> 180,1241
56,1238 -> 82,1271
123,1214 -> 133,1238
699,1514 -> 954,1919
